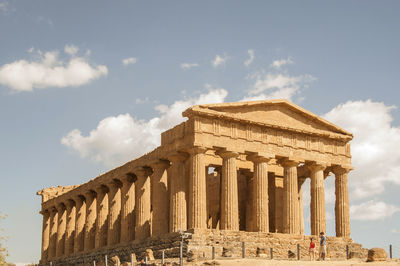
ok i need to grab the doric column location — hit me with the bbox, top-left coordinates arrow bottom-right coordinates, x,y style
95,185 -> 108,248
309,163 -> 327,235
84,190 -> 97,251
188,147 -> 208,230
107,180 -> 122,245
282,160 -> 300,234
134,167 -> 152,240
48,207 -> 58,259
248,155 -> 271,232
168,153 -> 188,232
218,150 -> 239,231
333,166 -> 351,238
40,210 -> 50,261
56,203 -> 66,257
150,160 -> 170,236
73,195 -> 86,253
120,174 -> 135,243
64,200 -> 76,256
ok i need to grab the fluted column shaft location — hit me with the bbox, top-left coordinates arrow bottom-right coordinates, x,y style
282,160 -> 300,234
48,208 -> 58,259
188,147 -> 208,229
56,204 -> 66,257
64,200 -> 76,255
169,153 -> 188,232
135,168 -> 152,240
74,196 -> 86,253
248,155 -> 271,232
95,186 -> 108,248
150,161 -> 170,236
84,191 -> 96,251
334,167 -> 351,237
120,176 -> 135,242
107,181 -> 122,245
219,151 -> 239,231
310,164 -> 327,235
40,210 -> 50,261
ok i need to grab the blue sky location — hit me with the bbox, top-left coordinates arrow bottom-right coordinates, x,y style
1,1 -> 400,263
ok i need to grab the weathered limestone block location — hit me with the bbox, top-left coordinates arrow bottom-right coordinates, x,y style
222,247 -> 233,257
110,255 -> 120,265
187,249 -> 199,262
367,248 -> 388,262
145,248 -> 155,261
256,247 -> 268,258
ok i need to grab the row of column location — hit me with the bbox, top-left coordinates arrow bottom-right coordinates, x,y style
40,147 -> 351,262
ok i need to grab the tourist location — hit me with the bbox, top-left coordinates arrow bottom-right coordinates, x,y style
319,231 -> 327,260
309,237 -> 316,260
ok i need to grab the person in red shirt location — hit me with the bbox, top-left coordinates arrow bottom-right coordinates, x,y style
309,237 -> 316,261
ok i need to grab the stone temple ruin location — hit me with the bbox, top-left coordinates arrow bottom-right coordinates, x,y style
37,99 -> 366,264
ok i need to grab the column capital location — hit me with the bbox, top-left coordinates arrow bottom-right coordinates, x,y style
307,162 -> 328,172
122,172 -> 137,183
64,199 -> 75,209
133,166 -> 153,178
216,149 -> 239,159
167,151 -> 188,162
40,209 -> 50,215
84,190 -> 96,198
94,184 -> 109,194
107,179 -> 122,190
332,165 -> 353,175
247,154 -> 273,163
187,146 -> 208,155
56,202 -> 66,212
279,159 -> 300,168
149,159 -> 170,171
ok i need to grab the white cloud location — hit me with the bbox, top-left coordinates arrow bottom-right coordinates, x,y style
323,100 -> 400,199
0,46 -> 108,92
61,87 -> 228,167
64,44 -> 79,55
350,200 -> 399,220
244,49 -> 255,67
180,63 -> 199,70
270,57 -> 294,69
243,72 -> 315,102
122,57 -> 137,66
0,1 -> 8,12
211,54 -> 228,68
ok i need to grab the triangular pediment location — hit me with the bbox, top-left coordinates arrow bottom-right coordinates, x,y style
183,99 -> 352,138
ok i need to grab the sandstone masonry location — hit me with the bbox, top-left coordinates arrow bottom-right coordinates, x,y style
37,100 -> 359,264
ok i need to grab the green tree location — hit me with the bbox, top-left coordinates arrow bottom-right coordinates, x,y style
0,212 -> 9,266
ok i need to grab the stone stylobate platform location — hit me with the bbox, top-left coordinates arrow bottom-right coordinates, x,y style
37,99 -> 354,263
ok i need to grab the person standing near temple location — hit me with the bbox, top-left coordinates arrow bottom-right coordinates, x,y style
309,237 -> 316,260
319,231 -> 327,260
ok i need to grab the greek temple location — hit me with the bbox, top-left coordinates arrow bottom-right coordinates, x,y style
37,99 -> 362,264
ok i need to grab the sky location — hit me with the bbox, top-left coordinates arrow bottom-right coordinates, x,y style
0,0 -> 400,264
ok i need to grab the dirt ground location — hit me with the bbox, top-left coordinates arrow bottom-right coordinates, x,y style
193,258 -> 400,266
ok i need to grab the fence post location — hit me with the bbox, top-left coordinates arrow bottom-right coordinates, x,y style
179,241 -> 183,266
270,247 -> 273,260
242,242 -> 245,258
346,245 -> 349,260
162,250 -> 165,265
389,244 -> 392,259
105,254 -> 108,266
212,246 -> 215,260
297,243 -> 300,260
93,260 -> 96,266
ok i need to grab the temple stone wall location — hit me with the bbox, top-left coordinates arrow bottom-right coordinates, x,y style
37,100 -> 358,264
